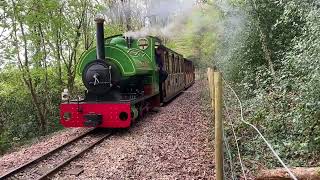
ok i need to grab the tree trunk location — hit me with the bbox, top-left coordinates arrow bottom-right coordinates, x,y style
24,77 -> 47,132
57,6 -> 64,89
256,167 -> 320,180
251,0 -> 276,79
11,0 -> 47,133
65,5 -> 86,95
259,28 -> 276,78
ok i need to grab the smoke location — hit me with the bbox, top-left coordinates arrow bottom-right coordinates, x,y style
148,0 -> 193,17
212,0 -> 247,70
124,15 -> 189,38
99,0 -> 247,70
120,0 -> 196,38
215,0 -> 246,40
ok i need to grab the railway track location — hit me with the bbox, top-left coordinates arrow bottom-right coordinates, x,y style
0,128 -> 112,180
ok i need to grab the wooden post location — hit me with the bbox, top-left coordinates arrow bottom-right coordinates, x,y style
214,72 -> 223,180
207,68 -> 215,104
207,68 -> 212,96
210,70 -> 215,107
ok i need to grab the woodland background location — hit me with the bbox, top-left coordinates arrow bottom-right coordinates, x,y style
0,0 -> 319,175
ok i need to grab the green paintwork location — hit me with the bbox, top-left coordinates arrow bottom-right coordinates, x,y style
77,35 -> 160,93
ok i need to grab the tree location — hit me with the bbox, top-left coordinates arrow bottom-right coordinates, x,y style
1,0 -> 97,133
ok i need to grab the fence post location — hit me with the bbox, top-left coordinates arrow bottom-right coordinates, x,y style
214,71 -> 223,180
207,68 -> 212,97
207,68 -> 215,105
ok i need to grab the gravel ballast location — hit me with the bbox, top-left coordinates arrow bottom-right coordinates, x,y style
0,81 -> 216,179
0,128 -> 89,177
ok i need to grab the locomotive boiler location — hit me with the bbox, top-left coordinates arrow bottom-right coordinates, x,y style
60,18 -> 195,128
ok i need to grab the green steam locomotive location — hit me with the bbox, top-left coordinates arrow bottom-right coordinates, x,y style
60,18 -> 195,128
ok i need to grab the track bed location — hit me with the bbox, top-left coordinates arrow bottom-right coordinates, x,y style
55,81 -> 214,179
0,129 -> 112,180
0,81 -> 215,179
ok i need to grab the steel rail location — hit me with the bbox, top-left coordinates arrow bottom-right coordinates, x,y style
37,132 -> 112,180
0,128 -> 96,179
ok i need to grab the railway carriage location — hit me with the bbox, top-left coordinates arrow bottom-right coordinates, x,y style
60,18 -> 195,129
156,46 -> 194,102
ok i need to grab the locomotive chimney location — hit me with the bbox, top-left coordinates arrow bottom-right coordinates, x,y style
95,18 -> 105,60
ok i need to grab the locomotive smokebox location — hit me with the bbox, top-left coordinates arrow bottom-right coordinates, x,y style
95,17 -> 105,60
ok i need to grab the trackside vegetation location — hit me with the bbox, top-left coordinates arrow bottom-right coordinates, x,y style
0,0 -> 319,176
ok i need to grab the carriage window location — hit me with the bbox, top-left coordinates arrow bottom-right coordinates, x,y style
170,54 -> 175,73
163,52 -> 168,72
168,54 -> 171,73
166,53 -> 169,72
175,56 -> 178,73
168,54 -> 170,73
176,56 -> 178,73
176,57 -> 179,73
169,54 -> 173,73
155,41 -> 160,49
179,58 -> 182,73
173,56 -> 175,73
